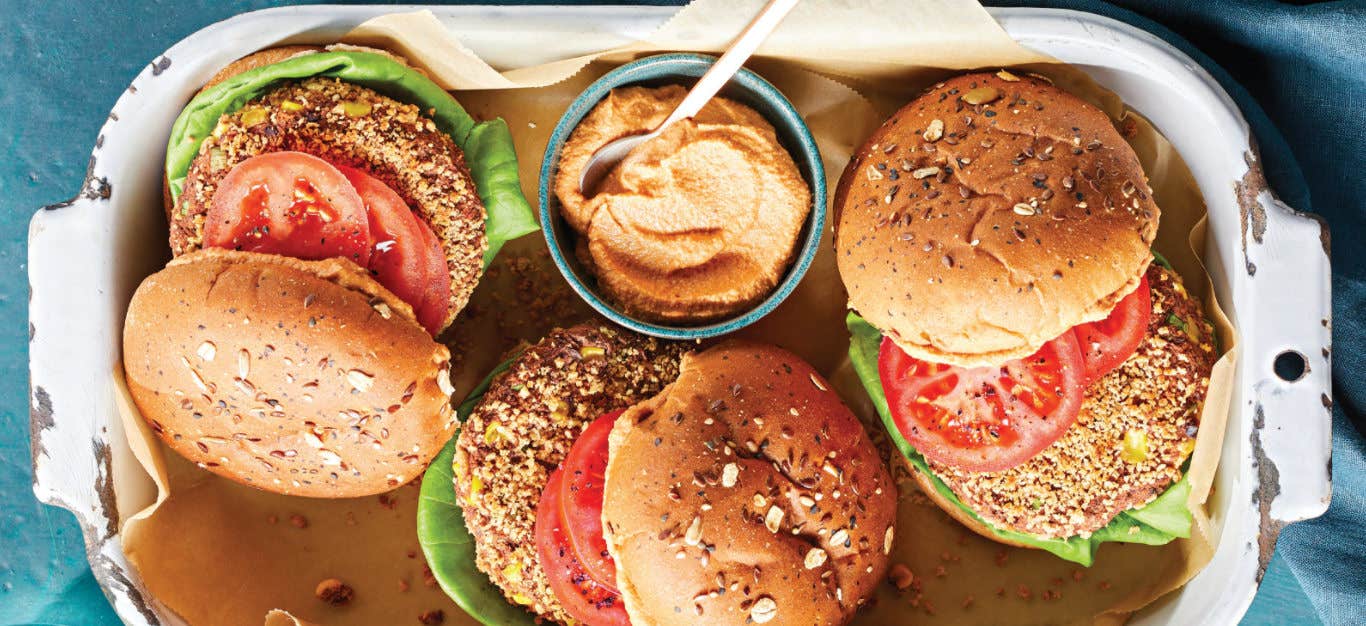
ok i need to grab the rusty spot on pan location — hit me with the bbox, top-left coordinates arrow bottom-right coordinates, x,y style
1236,149 -> 1331,274
1236,152 -> 1268,277
97,559 -> 161,624
93,438 -> 119,539
42,155 -> 112,211
1250,404 -> 1284,582
29,385 -> 54,466
1304,211 -> 1331,256
86,438 -> 157,621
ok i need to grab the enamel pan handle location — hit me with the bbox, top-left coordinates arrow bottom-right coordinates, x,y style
30,194 -> 114,525
1241,187 -> 1333,525
29,190 -> 160,624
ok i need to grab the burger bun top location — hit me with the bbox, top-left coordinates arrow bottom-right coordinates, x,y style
602,342 -> 897,626
122,249 -> 455,497
834,72 -> 1157,367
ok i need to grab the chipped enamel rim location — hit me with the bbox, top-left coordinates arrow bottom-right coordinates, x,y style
27,6 -> 1330,626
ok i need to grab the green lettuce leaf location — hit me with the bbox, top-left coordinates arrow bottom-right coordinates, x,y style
846,313 -> 1192,566
416,355 -> 537,626
1151,248 -> 1173,269
164,50 -> 538,269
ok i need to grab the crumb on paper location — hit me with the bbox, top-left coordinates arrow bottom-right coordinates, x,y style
315,578 -> 354,606
888,563 -> 914,590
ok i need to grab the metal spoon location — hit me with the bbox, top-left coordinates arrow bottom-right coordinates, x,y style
578,0 -> 800,195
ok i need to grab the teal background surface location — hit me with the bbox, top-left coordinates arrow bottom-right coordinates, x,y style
1,1 -> 1355,624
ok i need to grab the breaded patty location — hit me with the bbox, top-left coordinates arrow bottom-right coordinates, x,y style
452,325 -> 688,625
930,264 -> 1216,539
171,78 -> 487,329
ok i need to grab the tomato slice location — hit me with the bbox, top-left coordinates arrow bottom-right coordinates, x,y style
413,210 -> 453,335
336,165 -> 450,336
535,468 -> 630,626
336,165 -> 426,306
560,411 -> 624,594
205,152 -> 371,265
878,333 -> 1086,472
1073,276 -> 1152,385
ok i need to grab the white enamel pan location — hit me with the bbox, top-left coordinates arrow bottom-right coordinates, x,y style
28,5 -> 1331,624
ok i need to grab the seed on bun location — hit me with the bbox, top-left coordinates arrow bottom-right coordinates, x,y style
122,249 -> 455,497
603,342 -> 897,626
835,72 -> 1158,367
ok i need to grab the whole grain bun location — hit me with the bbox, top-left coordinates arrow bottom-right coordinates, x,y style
202,45 -> 323,92
603,342 -> 897,626
834,72 -> 1157,367
122,249 -> 456,497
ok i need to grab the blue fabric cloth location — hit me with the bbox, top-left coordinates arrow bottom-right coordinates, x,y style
1,1 -> 1360,625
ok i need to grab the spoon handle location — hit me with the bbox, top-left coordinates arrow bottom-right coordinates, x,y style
659,0 -> 800,129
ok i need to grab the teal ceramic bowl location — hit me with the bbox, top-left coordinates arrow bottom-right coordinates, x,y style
539,53 -> 826,340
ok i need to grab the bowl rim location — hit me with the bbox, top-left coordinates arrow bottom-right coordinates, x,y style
537,52 -> 828,340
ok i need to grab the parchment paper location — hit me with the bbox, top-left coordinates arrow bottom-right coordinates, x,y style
116,2 -> 1237,624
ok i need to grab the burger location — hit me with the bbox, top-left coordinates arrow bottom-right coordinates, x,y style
435,326 -> 897,625
834,71 -> 1217,564
121,45 -> 538,497
163,45 -> 537,335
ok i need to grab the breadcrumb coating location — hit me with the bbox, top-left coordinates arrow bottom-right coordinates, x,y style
452,325 -> 686,624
